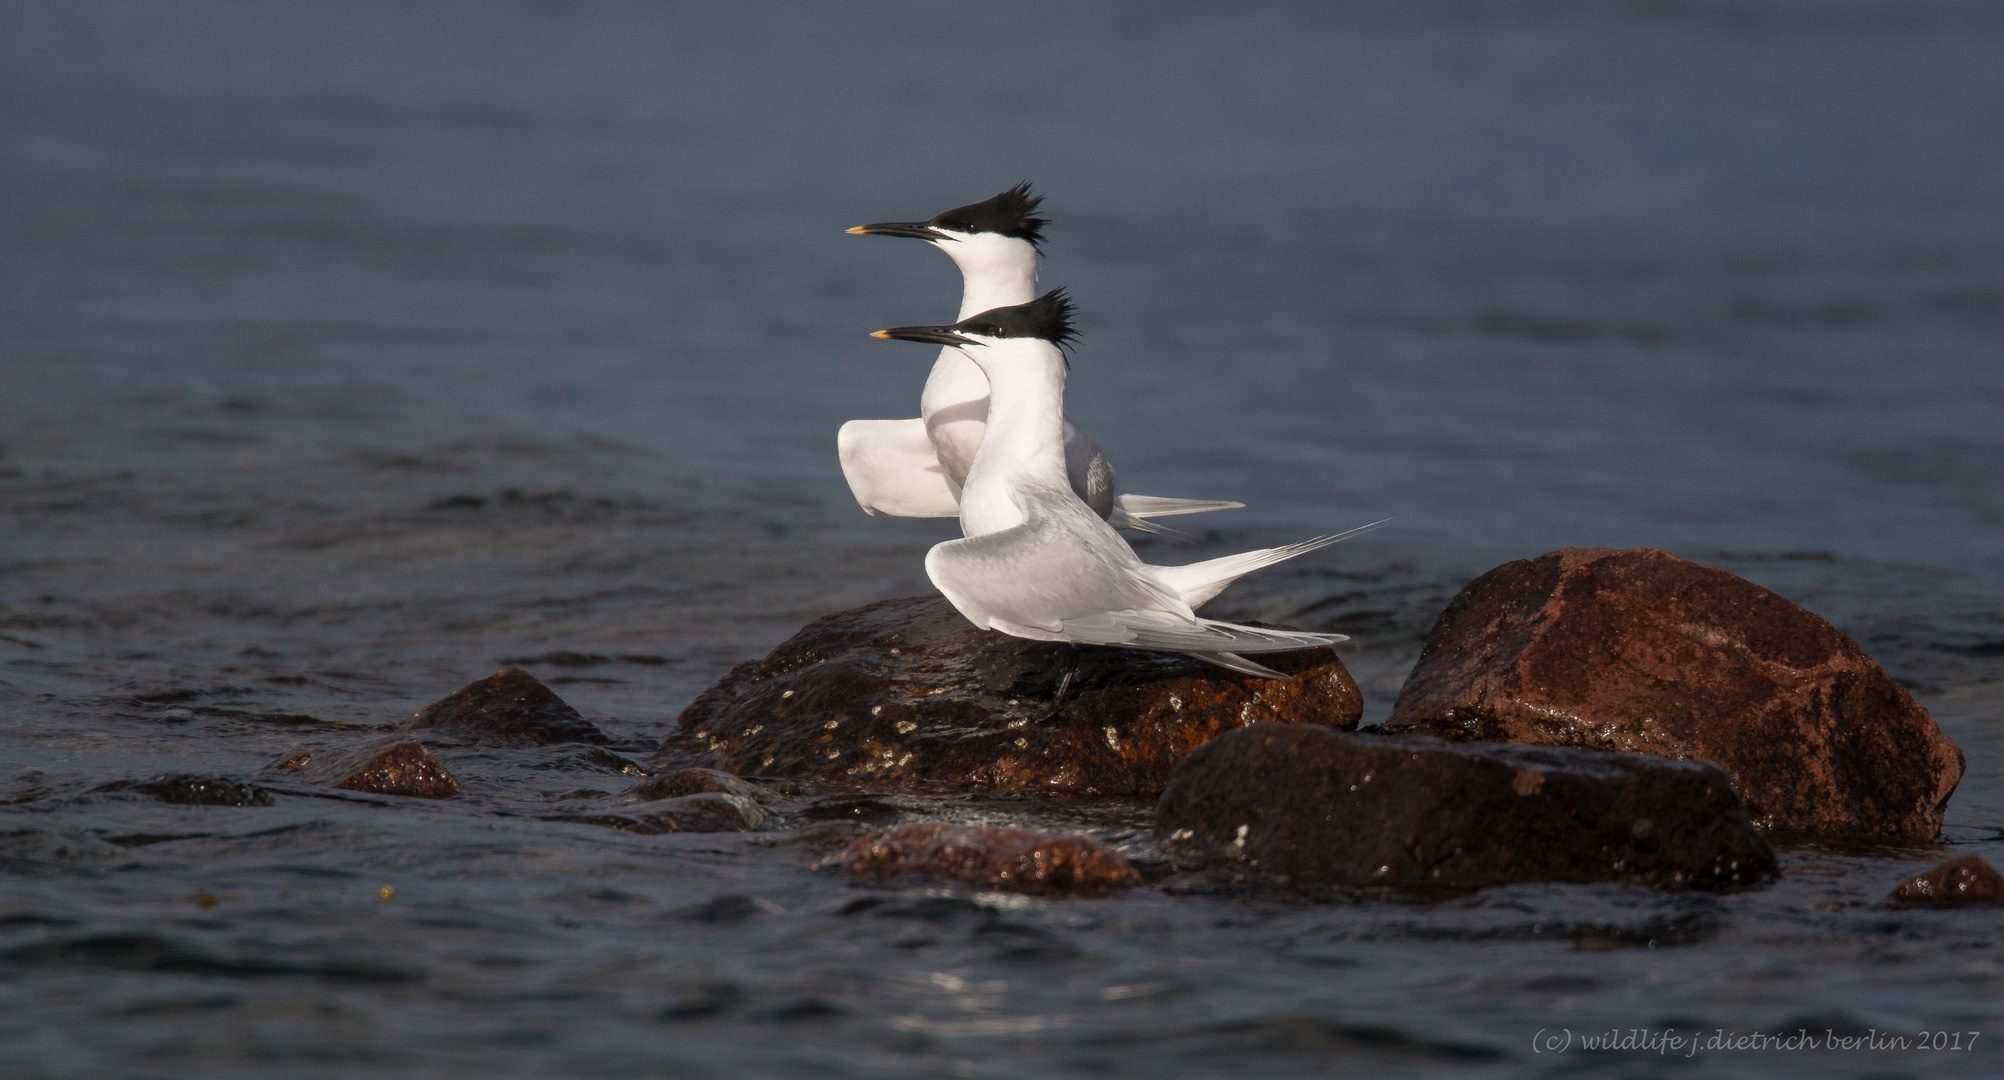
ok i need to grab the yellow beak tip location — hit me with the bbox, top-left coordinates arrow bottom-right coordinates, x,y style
869,329 -> 891,338
845,225 -> 869,235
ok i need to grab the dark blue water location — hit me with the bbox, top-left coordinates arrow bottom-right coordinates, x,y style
4,2 -> 2003,1076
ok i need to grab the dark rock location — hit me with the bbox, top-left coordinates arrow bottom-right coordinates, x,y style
1384,547 -> 1964,844
548,792 -> 767,834
89,774 -> 273,807
1889,855 -> 2004,904
829,823 -> 1143,895
1155,724 -> 1777,893
398,667 -> 609,747
796,797 -> 905,824
653,595 -> 1362,794
622,767 -> 776,805
272,738 -> 462,799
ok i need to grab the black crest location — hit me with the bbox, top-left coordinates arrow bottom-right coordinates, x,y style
957,288 -> 1079,350
928,182 -> 1049,248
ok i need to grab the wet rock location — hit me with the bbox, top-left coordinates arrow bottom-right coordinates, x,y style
548,792 -> 768,834
796,797 -> 905,825
397,667 -> 609,747
622,767 -> 776,805
1889,855 -> 2004,905
1384,548 -> 1963,843
1155,724 -> 1776,893
829,823 -> 1143,895
89,774 -> 273,807
673,894 -> 778,924
272,738 -> 462,799
653,595 -> 1361,794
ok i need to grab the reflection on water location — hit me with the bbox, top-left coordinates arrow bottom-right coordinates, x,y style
3,2 -> 2002,1076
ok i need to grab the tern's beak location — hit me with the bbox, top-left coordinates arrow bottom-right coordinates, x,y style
870,325 -> 977,347
847,221 -> 948,241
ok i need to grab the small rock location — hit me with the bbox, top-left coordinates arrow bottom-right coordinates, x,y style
796,797 -> 905,825
653,595 -> 1362,794
273,738 -> 462,799
89,774 -> 273,807
1155,724 -> 1777,893
1890,855 -> 2004,905
830,823 -> 1142,895
622,767 -> 776,805
398,667 -> 610,747
548,792 -> 767,834
1384,548 -> 1964,843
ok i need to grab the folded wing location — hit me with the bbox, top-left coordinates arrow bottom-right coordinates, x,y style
837,418 -> 961,518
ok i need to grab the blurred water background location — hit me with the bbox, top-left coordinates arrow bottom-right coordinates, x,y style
2,2 -> 2002,1077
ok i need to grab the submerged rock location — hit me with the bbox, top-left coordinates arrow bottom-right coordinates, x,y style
272,738 -> 462,799
89,774 -> 273,807
398,667 -> 610,747
1889,855 -> 2004,905
1383,547 -> 1963,844
621,767 -> 778,805
1155,724 -> 1776,893
830,823 -> 1142,895
549,792 -> 768,834
652,595 -> 1361,794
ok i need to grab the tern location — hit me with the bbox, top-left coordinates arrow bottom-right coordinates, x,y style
841,183 -> 1241,535
871,289 -> 1375,679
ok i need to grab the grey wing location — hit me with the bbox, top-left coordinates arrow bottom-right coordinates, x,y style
925,494 -> 1176,633
1061,418 -> 1117,520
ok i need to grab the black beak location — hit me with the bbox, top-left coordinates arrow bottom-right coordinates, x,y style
847,221 -> 948,241
870,325 -> 976,347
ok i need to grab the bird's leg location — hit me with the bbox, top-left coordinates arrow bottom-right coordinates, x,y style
1050,643 -> 1082,710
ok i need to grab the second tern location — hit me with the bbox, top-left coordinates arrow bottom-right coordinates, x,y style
841,183 -> 1241,535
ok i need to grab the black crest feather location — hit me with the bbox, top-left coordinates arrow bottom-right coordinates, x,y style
928,182 -> 1048,249
956,288 -> 1079,352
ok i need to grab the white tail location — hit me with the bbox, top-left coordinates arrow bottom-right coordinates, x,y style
1153,519 -> 1389,609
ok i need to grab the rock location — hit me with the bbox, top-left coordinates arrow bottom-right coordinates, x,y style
796,797 -> 906,825
272,738 -> 462,799
548,792 -> 767,834
1383,547 -> 1963,844
89,774 -> 273,807
652,595 -> 1361,794
1889,855 -> 2004,905
1155,724 -> 1776,893
398,667 -> 609,747
829,823 -> 1142,895
621,767 -> 777,805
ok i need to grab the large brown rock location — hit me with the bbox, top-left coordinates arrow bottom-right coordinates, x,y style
272,738 -> 462,799
1383,548 -> 1963,844
1156,724 -> 1776,893
652,595 -> 1362,795
398,667 -> 610,747
829,823 -> 1142,895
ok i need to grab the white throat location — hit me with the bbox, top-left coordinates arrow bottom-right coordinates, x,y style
934,232 -> 1040,317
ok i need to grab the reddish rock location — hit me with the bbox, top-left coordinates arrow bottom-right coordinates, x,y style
830,823 -> 1142,895
548,793 -> 768,834
273,738 -> 461,799
1383,548 -> 1963,844
1156,724 -> 1776,893
623,767 -> 779,806
1890,855 -> 2004,904
398,667 -> 609,747
652,595 -> 1361,795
